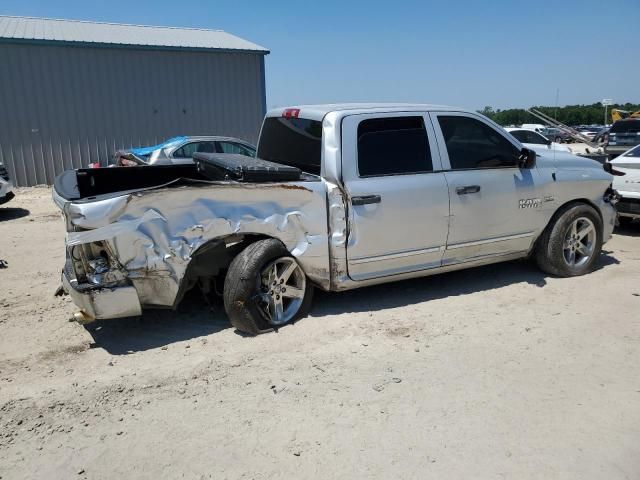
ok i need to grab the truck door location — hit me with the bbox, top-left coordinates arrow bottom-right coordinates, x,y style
341,113 -> 450,280
429,112 -> 551,264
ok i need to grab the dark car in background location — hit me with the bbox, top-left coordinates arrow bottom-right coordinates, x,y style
605,119 -> 640,160
540,127 -> 572,143
591,127 -> 609,145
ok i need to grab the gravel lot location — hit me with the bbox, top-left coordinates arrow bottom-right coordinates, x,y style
1,187 -> 639,479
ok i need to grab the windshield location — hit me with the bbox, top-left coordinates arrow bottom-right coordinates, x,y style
622,145 -> 640,157
257,117 -> 322,174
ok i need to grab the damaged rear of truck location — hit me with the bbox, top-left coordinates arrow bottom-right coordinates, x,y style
53,162 -> 343,334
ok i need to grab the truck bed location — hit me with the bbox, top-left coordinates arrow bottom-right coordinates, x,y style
54,154 -> 305,201
54,164 -> 205,201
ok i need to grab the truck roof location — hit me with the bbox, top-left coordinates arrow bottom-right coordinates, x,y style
265,103 -> 465,121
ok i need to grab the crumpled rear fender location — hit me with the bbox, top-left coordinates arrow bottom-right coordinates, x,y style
64,181 -> 332,307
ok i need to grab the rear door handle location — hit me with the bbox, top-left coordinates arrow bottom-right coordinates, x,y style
456,185 -> 481,195
351,194 -> 381,206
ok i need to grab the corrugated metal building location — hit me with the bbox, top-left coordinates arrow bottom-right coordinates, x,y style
0,16 -> 269,186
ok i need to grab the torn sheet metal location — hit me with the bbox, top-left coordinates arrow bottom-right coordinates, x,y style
63,180 -> 332,307
62,273 -> 142,320
325,180 -> 349,290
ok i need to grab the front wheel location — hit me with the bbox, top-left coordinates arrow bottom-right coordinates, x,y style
223,239 -> 313,335
535,203 -> 603,277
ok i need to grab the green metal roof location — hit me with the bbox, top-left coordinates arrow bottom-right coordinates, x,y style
0,15 -> 269,54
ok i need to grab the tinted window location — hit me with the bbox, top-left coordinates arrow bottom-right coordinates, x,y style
257,117 -> 322,174
511,130 -> 547,145
173,141 -> 215,158
610,120 -> 640,133
438,116 -> 520,169
217,142 -> 256,157
357,117 -> 432,176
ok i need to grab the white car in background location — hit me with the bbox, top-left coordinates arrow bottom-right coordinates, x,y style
520,123 -> 547,133
505,128 -> 572,153
0,163 -> 14,205
610,144 -> 640,225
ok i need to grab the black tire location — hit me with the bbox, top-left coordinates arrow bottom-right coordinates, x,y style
535,203 -> 603,277
223,239 -> 314,335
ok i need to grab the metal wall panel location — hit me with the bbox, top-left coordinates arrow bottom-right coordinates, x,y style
0,43 -> 267,186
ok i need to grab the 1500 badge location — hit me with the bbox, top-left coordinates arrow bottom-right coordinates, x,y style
519,196 -> 554,209
519,198 -> 542,209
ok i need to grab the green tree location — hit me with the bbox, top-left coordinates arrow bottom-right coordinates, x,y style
478,102 -> 640,126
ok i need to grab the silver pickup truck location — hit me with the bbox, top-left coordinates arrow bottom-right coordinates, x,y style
53,104 -> 618,334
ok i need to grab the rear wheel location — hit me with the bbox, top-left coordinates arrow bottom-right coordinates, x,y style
535,203 -> 603,277
223,239 -> 313,335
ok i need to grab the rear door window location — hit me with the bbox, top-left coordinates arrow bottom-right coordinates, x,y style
257,117 -> 322,174
437,116 -> 520,169
357,117 -> 432,176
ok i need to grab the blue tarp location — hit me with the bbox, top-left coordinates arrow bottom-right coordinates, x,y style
128,136 -> 187,157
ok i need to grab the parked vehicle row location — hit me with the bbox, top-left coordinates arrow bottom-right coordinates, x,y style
504,128 -> 572,153
516,117 -> 640,162
604,118 -> 640,160
54,104 -> 618,334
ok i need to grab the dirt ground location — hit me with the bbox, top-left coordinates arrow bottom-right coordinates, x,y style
1,187 -> 639,480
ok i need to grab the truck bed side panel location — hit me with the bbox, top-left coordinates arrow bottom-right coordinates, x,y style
64,180 -> 330,307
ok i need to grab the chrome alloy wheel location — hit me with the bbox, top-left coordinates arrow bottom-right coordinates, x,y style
256,257 -> 306,326
563,217 -> 596,268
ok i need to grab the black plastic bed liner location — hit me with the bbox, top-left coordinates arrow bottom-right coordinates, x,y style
54,164 -> 205,201
54,154 -> 304,201
193,153 -> 301,182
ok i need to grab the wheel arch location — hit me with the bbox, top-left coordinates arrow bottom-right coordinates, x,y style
550,198 -> 604,225
171,233 -> 287,309
534,198 -> 603,253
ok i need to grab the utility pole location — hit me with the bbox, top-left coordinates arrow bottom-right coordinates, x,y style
602,98 -> 613,125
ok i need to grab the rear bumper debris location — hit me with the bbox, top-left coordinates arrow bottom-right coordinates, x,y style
62,269 -> 142,322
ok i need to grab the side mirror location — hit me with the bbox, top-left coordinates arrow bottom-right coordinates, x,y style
603,162 -> 625,176
518,148 -> 537,169
545,138 -> 552,146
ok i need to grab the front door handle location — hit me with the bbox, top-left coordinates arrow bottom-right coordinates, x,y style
352,194 -> 382,206
456,185 -> 481,195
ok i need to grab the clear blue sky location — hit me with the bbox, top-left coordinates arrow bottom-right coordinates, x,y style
2,0 -> 638,111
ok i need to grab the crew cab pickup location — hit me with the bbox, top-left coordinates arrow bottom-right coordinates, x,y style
54,104 -> 618,334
